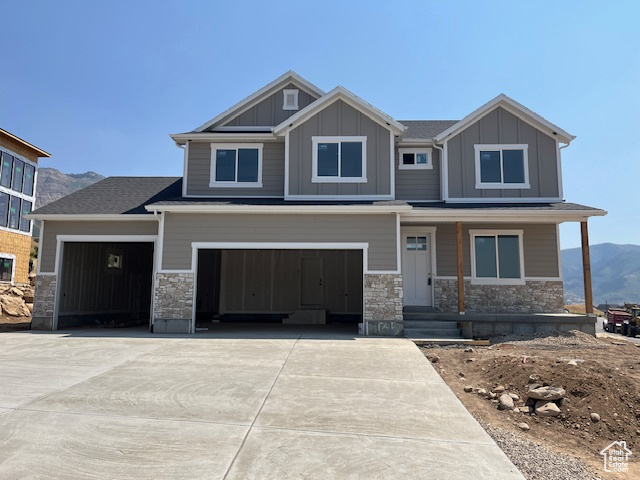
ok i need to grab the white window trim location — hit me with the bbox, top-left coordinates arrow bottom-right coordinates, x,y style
0,252 -> 16,284
209,143 -> 263,188
398,147 -> 433,170
474,144 -> 530,189
282,89 -> 299,111
469,229 -> 525,285
311,136 -> 367,184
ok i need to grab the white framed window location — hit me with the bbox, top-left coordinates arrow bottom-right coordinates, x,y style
398,147 -> 432,170
0,253 -> 15,283
283,89 -> 299,111
474,144 -> 530,189
210,143 -> 263,188
311,136 -> 367,183
470,230 -> 525,285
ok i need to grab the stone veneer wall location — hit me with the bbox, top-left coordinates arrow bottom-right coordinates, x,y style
32,274 -> 57,330
364,274 -> 403,336
434,279 -> 564,313
153,272 -> 194,321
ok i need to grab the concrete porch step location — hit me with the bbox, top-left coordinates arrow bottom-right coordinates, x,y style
403,327 -> 462,338
403,306 -> 437,314
403,320 -> 459,329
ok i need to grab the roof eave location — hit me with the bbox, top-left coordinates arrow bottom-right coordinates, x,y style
145,204 -> 412,214
434,94 -> 575,145
0,129 -> 51,158
26,213 -> 157,221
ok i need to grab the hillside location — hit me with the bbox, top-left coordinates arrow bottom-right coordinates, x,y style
35,168 -> 105,208
562,243 -> 640,305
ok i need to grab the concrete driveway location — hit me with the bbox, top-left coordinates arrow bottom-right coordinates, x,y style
0,328 -> 523,479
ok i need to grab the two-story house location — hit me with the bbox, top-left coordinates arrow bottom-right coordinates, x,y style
29,72 -> 605,336
0,129 -> 50,285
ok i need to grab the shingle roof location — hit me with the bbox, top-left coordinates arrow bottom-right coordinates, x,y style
398,120 -> 459,139
409,202 -> 604,212
31,177 -> 182,215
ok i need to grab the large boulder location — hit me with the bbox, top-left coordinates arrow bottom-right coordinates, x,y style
0,295 -> 31,317
527,386 -> 566,401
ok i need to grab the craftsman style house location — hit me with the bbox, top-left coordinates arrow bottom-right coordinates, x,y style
29,71 -> 605,335
0,129 -> 50,285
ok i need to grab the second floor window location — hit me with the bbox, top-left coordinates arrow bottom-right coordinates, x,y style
312,136 -> 367,183
210,144 -> 263,188
474,144 -> 530,189
0,150 -> 36,196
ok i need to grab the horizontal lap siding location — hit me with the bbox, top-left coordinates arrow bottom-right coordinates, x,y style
161,213 -> 397,271
40,220 -> 158,273
447,107 -> 559,199
187,142 -> 284,196
395,148 -> 441,200
435,223 -> 558,278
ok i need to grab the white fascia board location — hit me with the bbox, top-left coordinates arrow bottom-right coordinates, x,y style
397,138 -> 435,145
145,204 -> 412,214
435,94 -> 575,144
24,214 -> 159,221
169,133 -> 277,145
273,86 -> 407,136
193,71 -> 325,133
401,208 -> 607,223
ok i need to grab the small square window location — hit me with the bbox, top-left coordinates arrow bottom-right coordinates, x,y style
398,148 -> 432,170
283,89 -> 299,111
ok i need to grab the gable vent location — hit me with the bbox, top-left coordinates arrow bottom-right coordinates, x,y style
283,89 -> 299,111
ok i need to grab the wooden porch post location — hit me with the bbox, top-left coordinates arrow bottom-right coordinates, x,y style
456,221 -> 465,314
581,221 -> 594,315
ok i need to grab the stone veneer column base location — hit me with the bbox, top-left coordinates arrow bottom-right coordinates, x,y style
363,274 -> 403,336
153,272 -> 194,334
434,279 -> 564,313
32,274 -> 57,330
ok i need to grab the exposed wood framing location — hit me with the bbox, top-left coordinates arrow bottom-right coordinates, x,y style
581,221 -> 594,315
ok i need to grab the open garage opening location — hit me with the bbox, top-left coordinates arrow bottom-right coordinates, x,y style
195,249 -> 363,330
57,242 -> 154,329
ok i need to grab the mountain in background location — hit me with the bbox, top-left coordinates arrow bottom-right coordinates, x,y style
562,243 -> 640,306
35,168 -> 105,209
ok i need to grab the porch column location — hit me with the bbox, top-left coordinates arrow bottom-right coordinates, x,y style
456,221 -> 465,314
580,221 -> 594,315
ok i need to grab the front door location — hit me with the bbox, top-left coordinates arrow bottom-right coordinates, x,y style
401,231 -> 432,306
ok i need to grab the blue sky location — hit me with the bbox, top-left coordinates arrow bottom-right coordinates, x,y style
2,0 -> 638,248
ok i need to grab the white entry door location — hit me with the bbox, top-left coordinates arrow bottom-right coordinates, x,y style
401,230 -> 432,306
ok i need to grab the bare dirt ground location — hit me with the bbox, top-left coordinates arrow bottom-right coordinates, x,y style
421,331 -> 640,480
0,315 -> 31,332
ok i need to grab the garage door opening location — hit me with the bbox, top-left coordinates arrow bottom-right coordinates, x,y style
57,242 -> 154,329
195,249 -> 363,329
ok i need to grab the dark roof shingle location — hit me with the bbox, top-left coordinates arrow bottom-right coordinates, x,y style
31,177 -> 182,215
398,120 -> 459,139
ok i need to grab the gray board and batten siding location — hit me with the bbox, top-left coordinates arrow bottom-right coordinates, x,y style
215,83 -> 319,128
186,142 -> 285,196
39,221 -> 158,273
395,147 -> 441,201
447,107 -> 560,199
161,213 -> 398,271
288,99 -> 392,197
435,223 -> 559,278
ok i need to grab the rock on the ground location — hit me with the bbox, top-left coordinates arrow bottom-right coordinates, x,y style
464,385 -> 473,393
513,407 -> 521,413
528,374 -> 540,384
0,295 -> 31,317
590,413 -> 600,423
488,392 -> 498,399
518,422 -> 530,431
528,386 -> 566,401
509,393 -> 520,401
535,400 -> 561,417
477,388 -> 487,395
493,385 -> 505,393
464,347 -> 474,353
499,393 -> 515,410
567,359 -> 578,366
430,355 -> 440,363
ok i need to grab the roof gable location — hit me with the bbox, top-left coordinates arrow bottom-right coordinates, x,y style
434,94 -> 575,144
194,71 -> 325,132
273,86 -> 406,136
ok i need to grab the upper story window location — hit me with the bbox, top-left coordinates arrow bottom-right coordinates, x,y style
283,89 -> 299,111
311,136 -> 367,183
474,144 -> 529,189
398,147 -> 432,170
470,230 -> 524,285
0,254 -> 15,283
0,150 -> 36,197
210,143 -> 263,188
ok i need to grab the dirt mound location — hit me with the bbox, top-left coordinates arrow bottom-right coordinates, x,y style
421,333 -> 640,479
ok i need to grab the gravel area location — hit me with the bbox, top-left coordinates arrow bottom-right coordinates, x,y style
477,418 -> 602,480
492,330 -> 605,348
